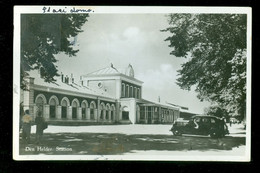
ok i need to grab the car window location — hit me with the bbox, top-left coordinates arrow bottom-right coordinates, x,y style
210,118 -> 216,123
195,117 -> 201,123
202,118 -> 209,123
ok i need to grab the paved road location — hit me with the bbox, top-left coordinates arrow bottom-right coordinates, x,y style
19,131 -> 245,155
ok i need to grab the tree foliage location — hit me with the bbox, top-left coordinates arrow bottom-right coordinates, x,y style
162,14 -> 247,118
21,14 -> 89,90
204,105 -> 228,118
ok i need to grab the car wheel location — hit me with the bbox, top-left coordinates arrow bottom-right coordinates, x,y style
210,131 -> 220,138
173,130 -> 182,136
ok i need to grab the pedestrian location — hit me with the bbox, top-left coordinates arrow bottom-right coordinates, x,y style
22,109 -> 32,144
35,111 -> 47,144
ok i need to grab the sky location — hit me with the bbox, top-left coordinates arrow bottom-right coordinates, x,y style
55,13 -> 211,114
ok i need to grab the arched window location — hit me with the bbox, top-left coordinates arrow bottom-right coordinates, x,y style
130,86 -> 133,97
121,83 -> 125,97
134,87 -> 136,98
137,88 -> 140,99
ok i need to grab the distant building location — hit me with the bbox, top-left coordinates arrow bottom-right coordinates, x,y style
179,110 -> 197,120
21,64 -> 182,125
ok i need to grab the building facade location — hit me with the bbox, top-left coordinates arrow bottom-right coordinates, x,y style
21,64 -> 181,125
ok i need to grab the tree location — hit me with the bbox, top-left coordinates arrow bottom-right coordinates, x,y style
204,105 -> 228,118
21,14 -> 89,90
162,14 -> 247,118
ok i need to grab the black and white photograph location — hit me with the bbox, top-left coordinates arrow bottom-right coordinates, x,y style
13,6 -> 251,161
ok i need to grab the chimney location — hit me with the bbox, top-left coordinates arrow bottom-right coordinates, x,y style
61,72 -> 64,82
80,76 -> 84,86
68,75 -> 72,85
158,96 -> 160,103
65,75 -> 69,83
71,73 -> 74,83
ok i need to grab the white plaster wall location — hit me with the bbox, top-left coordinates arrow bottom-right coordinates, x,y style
120,99 -> 136,124
88,79 -> 118,98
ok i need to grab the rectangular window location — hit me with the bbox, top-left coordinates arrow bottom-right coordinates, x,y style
154,107 -> 159,119
122,111 -> 129,120
140,106 -> 145,119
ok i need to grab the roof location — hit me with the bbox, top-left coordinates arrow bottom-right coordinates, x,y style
139,99 -> 180,111
166,102 -> 189,110
179,108 -> 198,114
191,115 -> 224,120
84,65 -> 121,76
27,70 -> 116,99
82,64 -> 144,84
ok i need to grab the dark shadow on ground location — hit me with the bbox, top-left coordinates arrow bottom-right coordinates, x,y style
19,133 -> 245,155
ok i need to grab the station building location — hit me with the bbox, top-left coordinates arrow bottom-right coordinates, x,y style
21,64 -> 182,125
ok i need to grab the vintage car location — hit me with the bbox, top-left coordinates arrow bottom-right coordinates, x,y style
170,115 -> 229,138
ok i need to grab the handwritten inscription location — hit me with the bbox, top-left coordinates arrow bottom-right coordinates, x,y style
42,7 -> 94,14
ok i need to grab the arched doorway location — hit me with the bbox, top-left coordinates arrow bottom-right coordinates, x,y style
111,104 -> 116,121
81,100 -> 88,119
90,101 -> 96,120
106,104 -> 111,120
61,97 -> 69,119
72,99 -> 79,119
122,106 -> 129,120
35,94 -> 47,114
100,103 -> 105,120
49,96 -> 59,119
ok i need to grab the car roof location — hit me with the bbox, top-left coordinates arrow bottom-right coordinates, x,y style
192,115 -> 222,119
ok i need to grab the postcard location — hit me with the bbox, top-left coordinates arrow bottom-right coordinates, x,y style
13,6 -> 251,161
